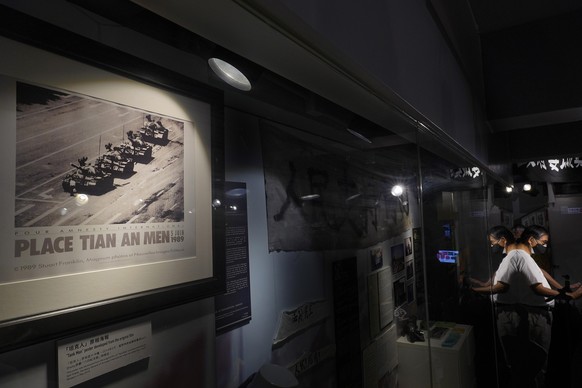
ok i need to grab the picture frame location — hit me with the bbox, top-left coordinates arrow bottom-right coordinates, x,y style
390,243 -> 405,276
370,246 -> 384,272
404,236 -> 413,257
0,9 -> 225,352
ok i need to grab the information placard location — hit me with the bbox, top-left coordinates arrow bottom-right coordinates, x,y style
215,181 -> 251,333
57,321 -> 151,387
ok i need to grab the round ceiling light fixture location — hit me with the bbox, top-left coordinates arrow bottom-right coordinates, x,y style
208,58 -> 252,91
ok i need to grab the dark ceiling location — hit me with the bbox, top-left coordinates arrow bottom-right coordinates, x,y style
110,0 -> 582,166
467,0 -> 582,163
60,0 -> 582,167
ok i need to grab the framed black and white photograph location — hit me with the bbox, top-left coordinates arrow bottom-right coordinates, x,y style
0,31 -> 224,350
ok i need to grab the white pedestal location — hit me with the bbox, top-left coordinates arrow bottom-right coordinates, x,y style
396,323 -> 476,388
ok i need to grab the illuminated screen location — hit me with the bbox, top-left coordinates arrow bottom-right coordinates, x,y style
437,250 -> 458,264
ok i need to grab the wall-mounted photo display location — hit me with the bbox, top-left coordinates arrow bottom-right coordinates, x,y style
370,245 -> 384,271
0,33 -> 224,350
391,243 -> 405,277
404,236 -> 413,257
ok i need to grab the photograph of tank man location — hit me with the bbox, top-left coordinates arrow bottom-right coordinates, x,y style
15,81 -> 185,227
62,156 -> 115,195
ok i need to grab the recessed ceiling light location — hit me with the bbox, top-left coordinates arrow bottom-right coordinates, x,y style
346,127 -> 372,144
208,58 -> 252,91
300,194 -> 320,201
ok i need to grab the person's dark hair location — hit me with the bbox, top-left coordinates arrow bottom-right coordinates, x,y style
512,224 -> 525,233
488,225 -> 515,244
518,225 -> 549,244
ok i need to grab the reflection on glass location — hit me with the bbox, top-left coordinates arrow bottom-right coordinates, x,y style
75,193 -> 89,206
417,147 -> 490,387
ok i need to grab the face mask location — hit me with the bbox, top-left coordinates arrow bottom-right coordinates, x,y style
533,244 -> 547,254
490,244 -> 503,254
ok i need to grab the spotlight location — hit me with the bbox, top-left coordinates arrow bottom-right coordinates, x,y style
505,186 -> 513,193
523,183 -> 532,192
391,185 -> 404,197
391,184 -> 409,215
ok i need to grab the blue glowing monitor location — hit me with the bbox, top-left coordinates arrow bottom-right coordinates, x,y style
437,250 -> 458,264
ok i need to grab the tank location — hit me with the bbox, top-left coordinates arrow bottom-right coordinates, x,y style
62,157 -> 114,195
139,114 -> 169,144
119,130 -> 153,162
95,143 -> 135,175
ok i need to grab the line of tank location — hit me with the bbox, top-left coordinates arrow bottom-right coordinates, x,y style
61,115 -> 170,195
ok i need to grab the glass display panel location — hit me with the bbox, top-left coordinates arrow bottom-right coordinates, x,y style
416,141 -> 495,388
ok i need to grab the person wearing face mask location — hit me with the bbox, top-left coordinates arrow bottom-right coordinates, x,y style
473,225 -> 582,387
527,223 -> 554,279
521,226 -> 581,291
467,226 -> 514,288
463,226 -> 515,386
472,225 -> 569,291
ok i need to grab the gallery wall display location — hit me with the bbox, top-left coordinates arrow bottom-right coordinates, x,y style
261,122 -> 413,252
215,182 -> 251,334
0,11 -> 225,351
